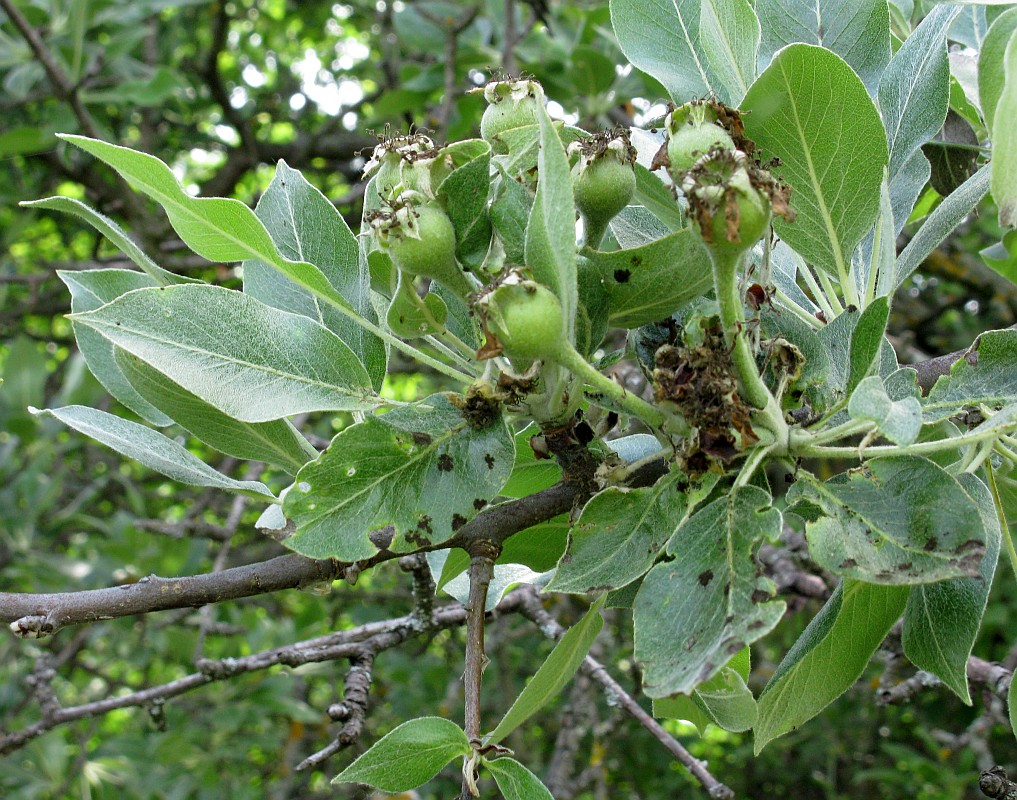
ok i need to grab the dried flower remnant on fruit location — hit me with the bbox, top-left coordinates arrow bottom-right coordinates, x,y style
477,78 -> 544,152
653,319 -> 757,468
447,384 -> 502,430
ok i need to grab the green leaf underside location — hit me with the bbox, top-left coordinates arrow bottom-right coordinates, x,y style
70,284 -> 376,423
980,8 -> 1017,131
487,758 -> 555,800
699,0 -> 761,104
525,101 -> 578,339
653,648 -> 756,734
610,0 -> 715,102
848,375 -> 922,446
754,580 -> 908,753
31,405 -> 272,499
115,351 -> 311,474
437,139 -> 494,271
57,269 -> 172,426
903,472 -> 1001,704
798,456 -> 986,585
990,31 -> 1017,227
742,44 -> 888,281
243,161 -> 386,389
284,394 -> 514,560
486,596 -> 604,745
922,329 -> 1017,421
633,486 -> 786,697
878,5 -> 957,176
756,0 -> 891,93
548,472 -> 718,595
332,717 -> 470,792
25,197 -> 194,286
59,135 -> 361,319
585,228 -> 713,328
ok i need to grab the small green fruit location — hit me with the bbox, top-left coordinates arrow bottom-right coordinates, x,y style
483,276 -> 566,361
682,152 -> 771,257
370,196 -> 473,298
570,133 -> 637,241
479,79 -> 543,153
665,102 -> 735,175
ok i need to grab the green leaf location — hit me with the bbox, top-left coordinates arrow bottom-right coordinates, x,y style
754,580 -> 908,753
58,136 -> 364,328
1010,674 -> 1017,741
115,351 -> 313,474
332,717 -> 470,792
848,375 -> 922,446
878,5 -> 958,176
895,164 -> 991,287
653,649 -> 756,734
699,0 -> 760,104
631,162 -> 684,233
922,329 -> 1017,421
991,31 -> 1017,227
903,472 -> 1001,704
585,228 -> 713,328
486,596 -> 605,745
486,758 -> 554,800
386,274 -> 448,338
610,0 -> 715,102
437,139 -> 493,272
525,99 -> 578,339
980,7 -> 1017,130
742,45 -> 889,283
490,164 -> 533,264
633,486 -> 786,696
755,0 -> 891,93
31,405 -> 273,500
846,296 -> 889,395
284,394 -> 514,560
548,472 -> 717,594
796,456 -> 987,584
500,425 -> 562,499
58,269 -> 172,426
24,197 -> 195,286
243,161 -> 386,389
70,285 -> 376,422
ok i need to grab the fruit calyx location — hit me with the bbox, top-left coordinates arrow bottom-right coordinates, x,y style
477,78 -> 544,152
476,270 -> 566,362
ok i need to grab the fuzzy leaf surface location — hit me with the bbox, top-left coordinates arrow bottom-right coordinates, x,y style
903,472 -> 1001,703
486,758 -> 554,800
848,375 -> 922,446
755,0 -> 891,92
633,486 -> 785,696
71,285 -> 376,422
921,329 -> 1017,421
332,717 -> 470,792
115,351 -> 312,473
742,45 -> 888,281
284,394 -> 514,560
243,161 -> 386,389
58,269 -> 171,426
796,456 -> 987,584
31,405 -> 273,499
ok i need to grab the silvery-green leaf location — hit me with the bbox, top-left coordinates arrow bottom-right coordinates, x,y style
922,329 -> 1017,421
848,375 -> 922,446
699,0 -> 760,104
31,405 -> 273,500
903,472 -> 1000,703
796,456 -> 987,584
653,648 -> 756,734
243,161 -> 386,388
980,7 -> 1017,130
633,486 -> 785,696
991,31 -> 1017,227
284,394 -> 514,560
70,285 -> 377,422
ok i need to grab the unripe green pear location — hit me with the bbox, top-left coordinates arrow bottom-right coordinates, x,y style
479,79 -> 543,153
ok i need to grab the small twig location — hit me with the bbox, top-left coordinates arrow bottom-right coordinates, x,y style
519,588 -> 735,800
401,553 -> 437,629
877,656 -> 1012,706
503,0 -> 518,74
460,540 -> 500,799
980,766 -> 1017,799
297,652 -> 375,770
0,0 -> 103,140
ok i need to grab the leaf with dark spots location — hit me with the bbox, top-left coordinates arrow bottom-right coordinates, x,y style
633,486 -> 785,696
451,513 -> 468,532
698,569 -> 714,587
791,455 -> 987,585
613,268 -> 631,284
283,393 -> 514,560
